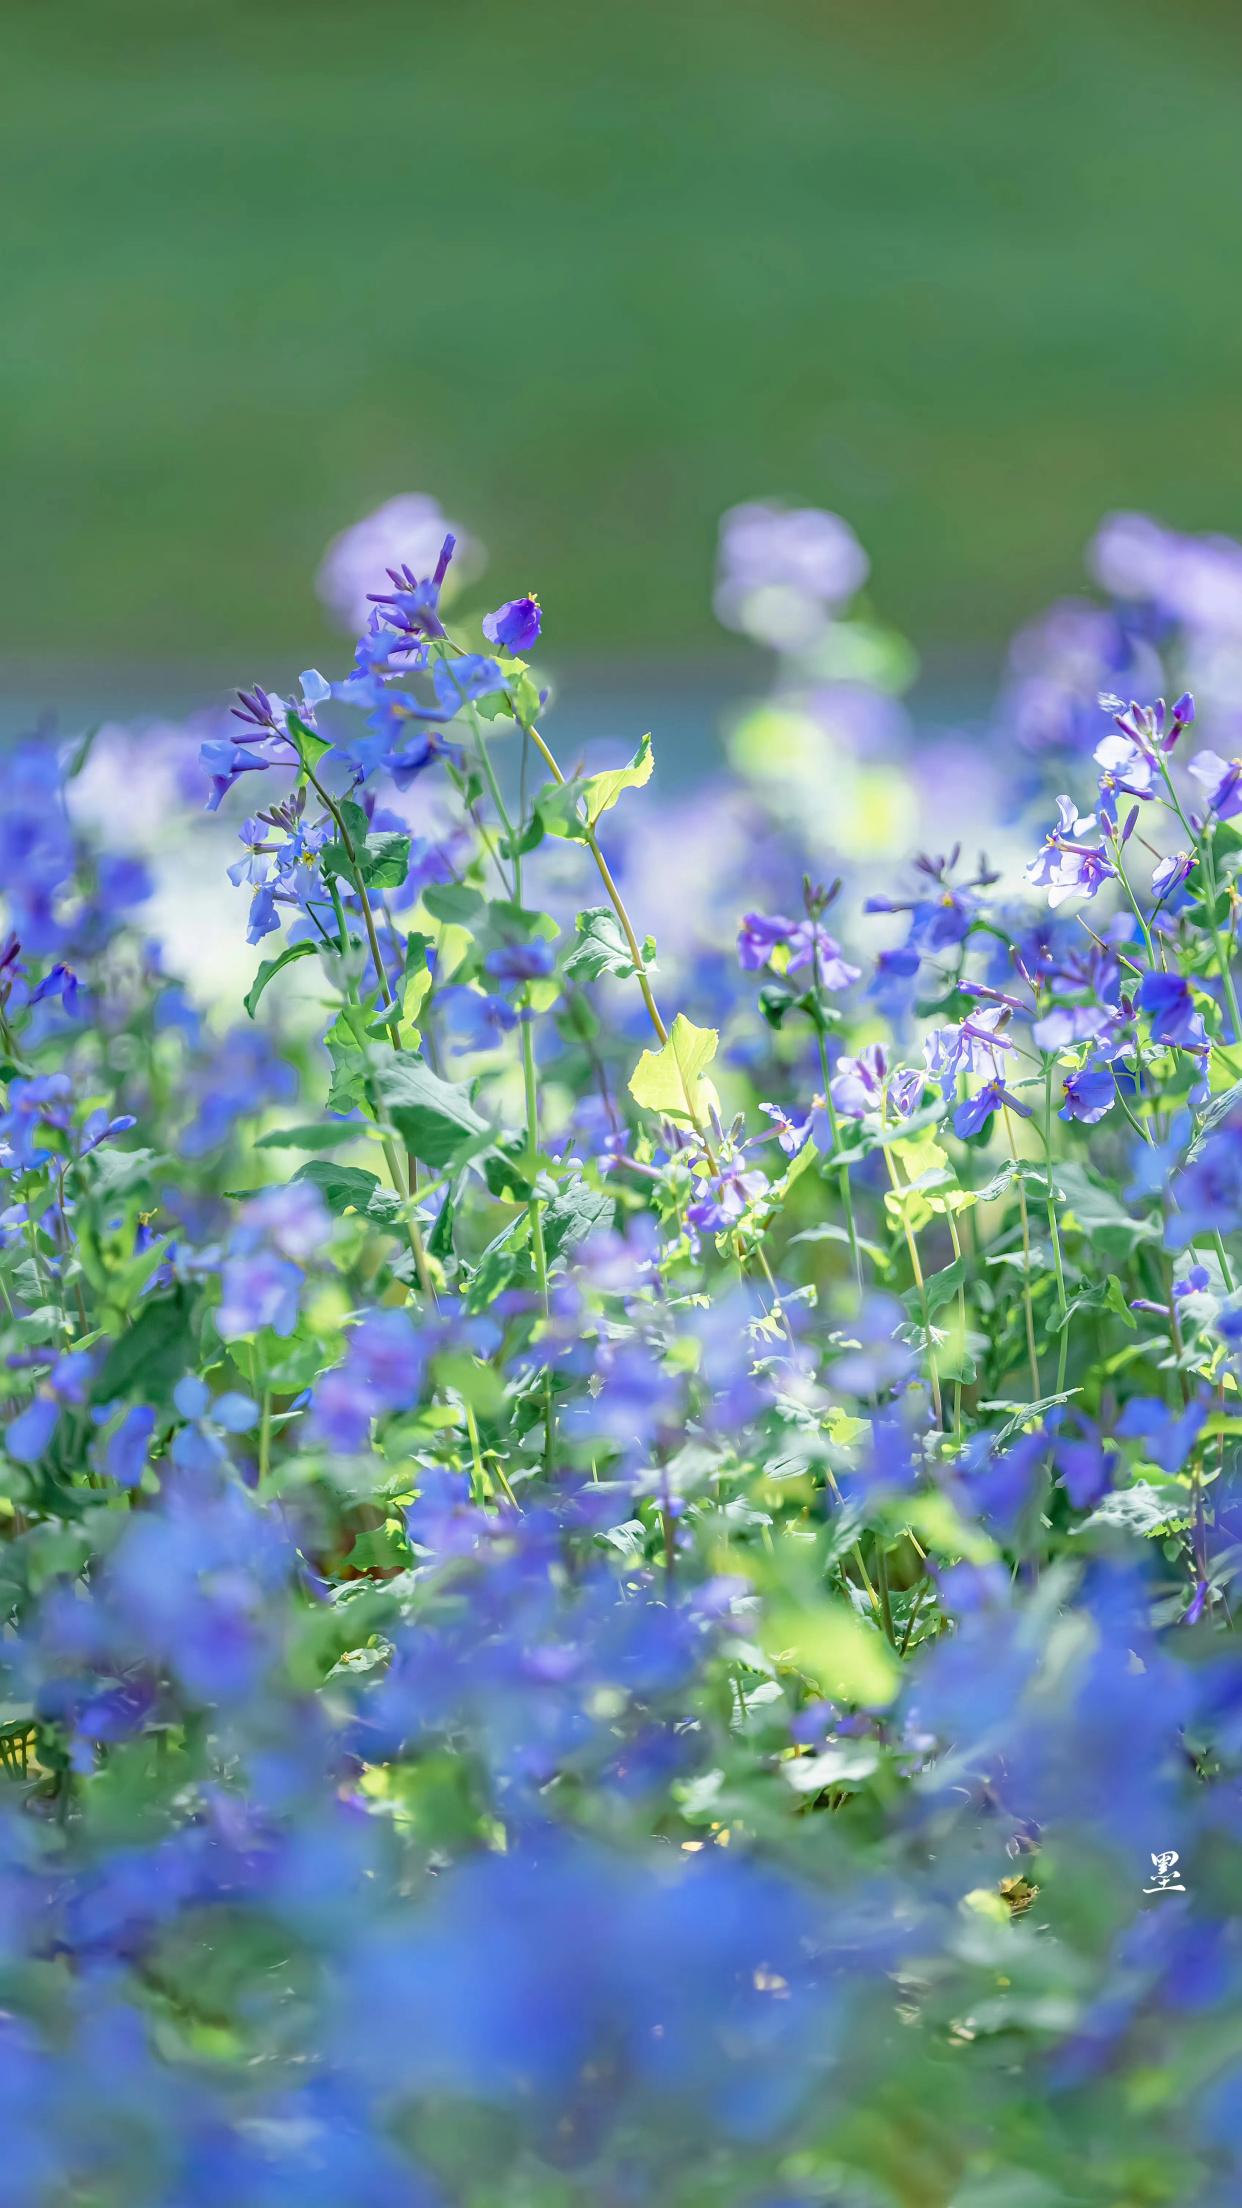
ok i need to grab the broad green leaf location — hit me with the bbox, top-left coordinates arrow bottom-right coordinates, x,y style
563,906 -> 639,981
244,938 -> 322,1019
293,1159 -> 402,1226
376,1057 -> 493,1171
287,710 -> 331,775
538,733 -> 653,841
542,1176 -> 615,1261
322,832 -> 411,891
783,1741 -> 881,1791
92,1288 -> 194,1405
627,1012 -> 718,1125
422,882 -> 484,927
1077,1481 -> 1191,1537
255,1123 -> 363,1152
1056,1161 -> 1160,1255
763,1596 -> 899,1707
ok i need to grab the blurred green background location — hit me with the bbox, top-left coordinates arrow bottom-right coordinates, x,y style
5,0 -> 1242,693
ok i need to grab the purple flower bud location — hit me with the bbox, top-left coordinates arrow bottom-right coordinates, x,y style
482,596 -> 542,655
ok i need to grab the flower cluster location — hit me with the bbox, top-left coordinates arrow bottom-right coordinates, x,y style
2,502 -> 1242,2205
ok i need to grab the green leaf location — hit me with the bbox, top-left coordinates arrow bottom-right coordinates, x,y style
428,1181 -> 458,1262
479,898 -> 559,947
922,1255 -> 966,1317
762,1596 -> 899,1707
1077,1482 -> 1191,1537
542,1176 -> 615,1262
255,1122 -> 362,1151
376,1058 -> 493,1171
563,906 -> 638,981
92,1288 -> 194,1405
293,1160 -> 402,1226
538,733 -> 654,841
322,833 -> 411,891
1056,1161 -> 1160,1255
627,1012 -> 718,1125
287,710 -> 331,775
422,882 -> 484,927
1188,1078 -> 1242,1160
244,938 -> 322,1019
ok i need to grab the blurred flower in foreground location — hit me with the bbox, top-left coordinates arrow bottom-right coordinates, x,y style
318,494 -> 482,631
714,500 -> 868,649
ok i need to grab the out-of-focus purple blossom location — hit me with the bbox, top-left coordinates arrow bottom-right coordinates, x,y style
94,1405 -> 157,1490
217,1248 -> 302,1341
784,920 -> 860,988
831,1294 -> 915,1397
311,1310 -> 428,1452
687,1157 -> 769,1234
715,501 -> 868,646
1116,1396 -> 1207,1474
484,936 -> 556,990
1138,970 -> 1207,1052
737,912 -> 796,970
6,1395 -> 60,1465
1187,749 -> 1242,820
431,654 -> 504,720
1167,1105 -> 1242,1248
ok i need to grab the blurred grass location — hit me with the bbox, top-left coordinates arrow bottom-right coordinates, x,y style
4,0 -> 1242,677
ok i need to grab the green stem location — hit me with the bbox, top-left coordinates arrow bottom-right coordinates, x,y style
1042,1060 -> 1069,1394
466,702 -> 555,1462
1155,753 -> 1242,1041
808,981 -> 862,1289
323,871 -> 435,1301
880,1141 -> 944,1428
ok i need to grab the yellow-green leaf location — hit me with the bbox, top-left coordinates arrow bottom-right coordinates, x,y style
581,731 -> 653,826
628,1012 -> 718,1125
763,1597 -> 899,1707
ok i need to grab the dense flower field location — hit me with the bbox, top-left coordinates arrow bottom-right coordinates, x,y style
3,501 -> 1242,2205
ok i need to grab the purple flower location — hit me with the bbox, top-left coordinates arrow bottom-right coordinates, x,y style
1137,970 -> 1206,1051
954,1078 -> 1032,1138
1116,1396 -> 1207,1473
482,596 -> 541,654
715,501 -> 868,644
484,937 -> 556,989
737,913 -> 795,970
1060,1062 -> 1116,1124
96,1405 -> 156,1490
925,1006 -> 1011,1098
784,920 -> 860,988
311,1309 -> 427,1452
1152,850 -> 1193,899
758,1102 -> 810,1156
1094,730 -> 1155,826
1031,1005 -> 1111,1051
1026,795 -> 1118,908
1167,1107 -> 1242,1248
829,1043 -> 887,1120
431,654 -> 504,720
6,1395 -> 60,1465
1188,750 -> 1242,820
217,1248 -> 302,1340
687,1159 -> 769,1234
